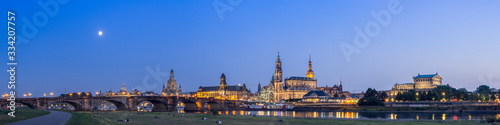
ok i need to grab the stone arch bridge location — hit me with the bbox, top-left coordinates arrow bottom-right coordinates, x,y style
0,96 -> 245,112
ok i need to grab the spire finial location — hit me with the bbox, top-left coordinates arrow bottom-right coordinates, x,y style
339,77 -> 342,85
122,83 -> 125,86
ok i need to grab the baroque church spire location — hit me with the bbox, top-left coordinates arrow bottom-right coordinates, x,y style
306,51 -> 314,79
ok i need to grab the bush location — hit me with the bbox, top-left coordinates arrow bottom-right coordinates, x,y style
357,97 -> 385,106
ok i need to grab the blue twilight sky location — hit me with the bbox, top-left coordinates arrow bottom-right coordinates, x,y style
1,0 -> 500,97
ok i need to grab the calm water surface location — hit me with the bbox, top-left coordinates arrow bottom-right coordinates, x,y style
185,110 -> 500,120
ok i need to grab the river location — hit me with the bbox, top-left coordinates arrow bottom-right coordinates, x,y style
184,110 -> 500,120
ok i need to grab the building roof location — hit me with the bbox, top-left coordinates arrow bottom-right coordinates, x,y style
198,85 -> 249,92
286,76 -> 314,80
199,86 -> 219,91
328,97 -> 347,100
303,90 -> 330,97
414,74 -> 437,78
400,83 -> 413,85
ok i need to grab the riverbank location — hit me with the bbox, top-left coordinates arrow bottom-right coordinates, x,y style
64,111 -> 488,125
0,108 -> 50,125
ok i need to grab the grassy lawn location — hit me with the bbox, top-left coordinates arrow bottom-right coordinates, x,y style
64,111 -> 487,125
65,111 -> 109,125
0,108 -> 50,125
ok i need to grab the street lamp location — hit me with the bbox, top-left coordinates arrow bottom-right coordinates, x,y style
44,94 -> 47,97
50,92 -> 54,97
96,92 -> 99,96
23,94 -> 27,97
28,93 -> 32,97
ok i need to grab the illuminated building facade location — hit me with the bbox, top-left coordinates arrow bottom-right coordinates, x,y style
118,83 -> 129,95
163,69 -> 181,94
197,73 -> 251,100
389,73 -> 442,101
317,81 -> 347,97
264,52 -> 318,102
300,90 -> 358,104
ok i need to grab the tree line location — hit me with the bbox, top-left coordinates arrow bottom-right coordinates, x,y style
395,85 -> 498,102
357,85 -> 499,106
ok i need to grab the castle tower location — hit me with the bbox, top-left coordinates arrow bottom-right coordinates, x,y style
220,73 -> 227,95
220,73 -> 227,90
306,51 -> 315,79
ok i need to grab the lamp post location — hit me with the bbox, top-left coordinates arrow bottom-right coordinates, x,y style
44,94 -> 47,97
28,93 -> 32,97
23,94 -> 27,98
50,92 -> 54,97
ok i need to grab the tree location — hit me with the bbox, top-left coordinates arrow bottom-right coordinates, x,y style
364,88 -> 377,98
475,85 -> 491,94
357,97 -> 384,106
333,93 -> 339,97
395,92 -> 402,101
357,88 -> 384,106
379,92 -> 388,101
341,94 -> 347,97
490,94 -> 497,101
425,90 -> 432,101
418,91 -> 426,101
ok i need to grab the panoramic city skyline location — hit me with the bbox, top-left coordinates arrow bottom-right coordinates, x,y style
2,0 -> 500,97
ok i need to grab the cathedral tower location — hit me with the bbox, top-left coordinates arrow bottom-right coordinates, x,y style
274,52 -> 283,92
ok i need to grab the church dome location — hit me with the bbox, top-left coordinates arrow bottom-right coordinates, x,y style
119,83 -> 128,93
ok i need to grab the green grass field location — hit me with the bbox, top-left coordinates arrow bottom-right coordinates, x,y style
0,108 -> 50,125
64,111 -> 487,125
65,111 -> 106,125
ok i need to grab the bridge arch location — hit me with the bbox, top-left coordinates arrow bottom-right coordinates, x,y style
16,101 -> 36,109
61,101 -> 84,111
205,101 -> 223,111
137,100 -> 167,112
178,100 -> 199,111
103,100 -> 128,111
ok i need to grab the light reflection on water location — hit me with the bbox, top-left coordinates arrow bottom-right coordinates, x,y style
189,110 -> 499,120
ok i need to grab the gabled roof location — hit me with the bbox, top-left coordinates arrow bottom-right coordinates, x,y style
303,90 -> 329,97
